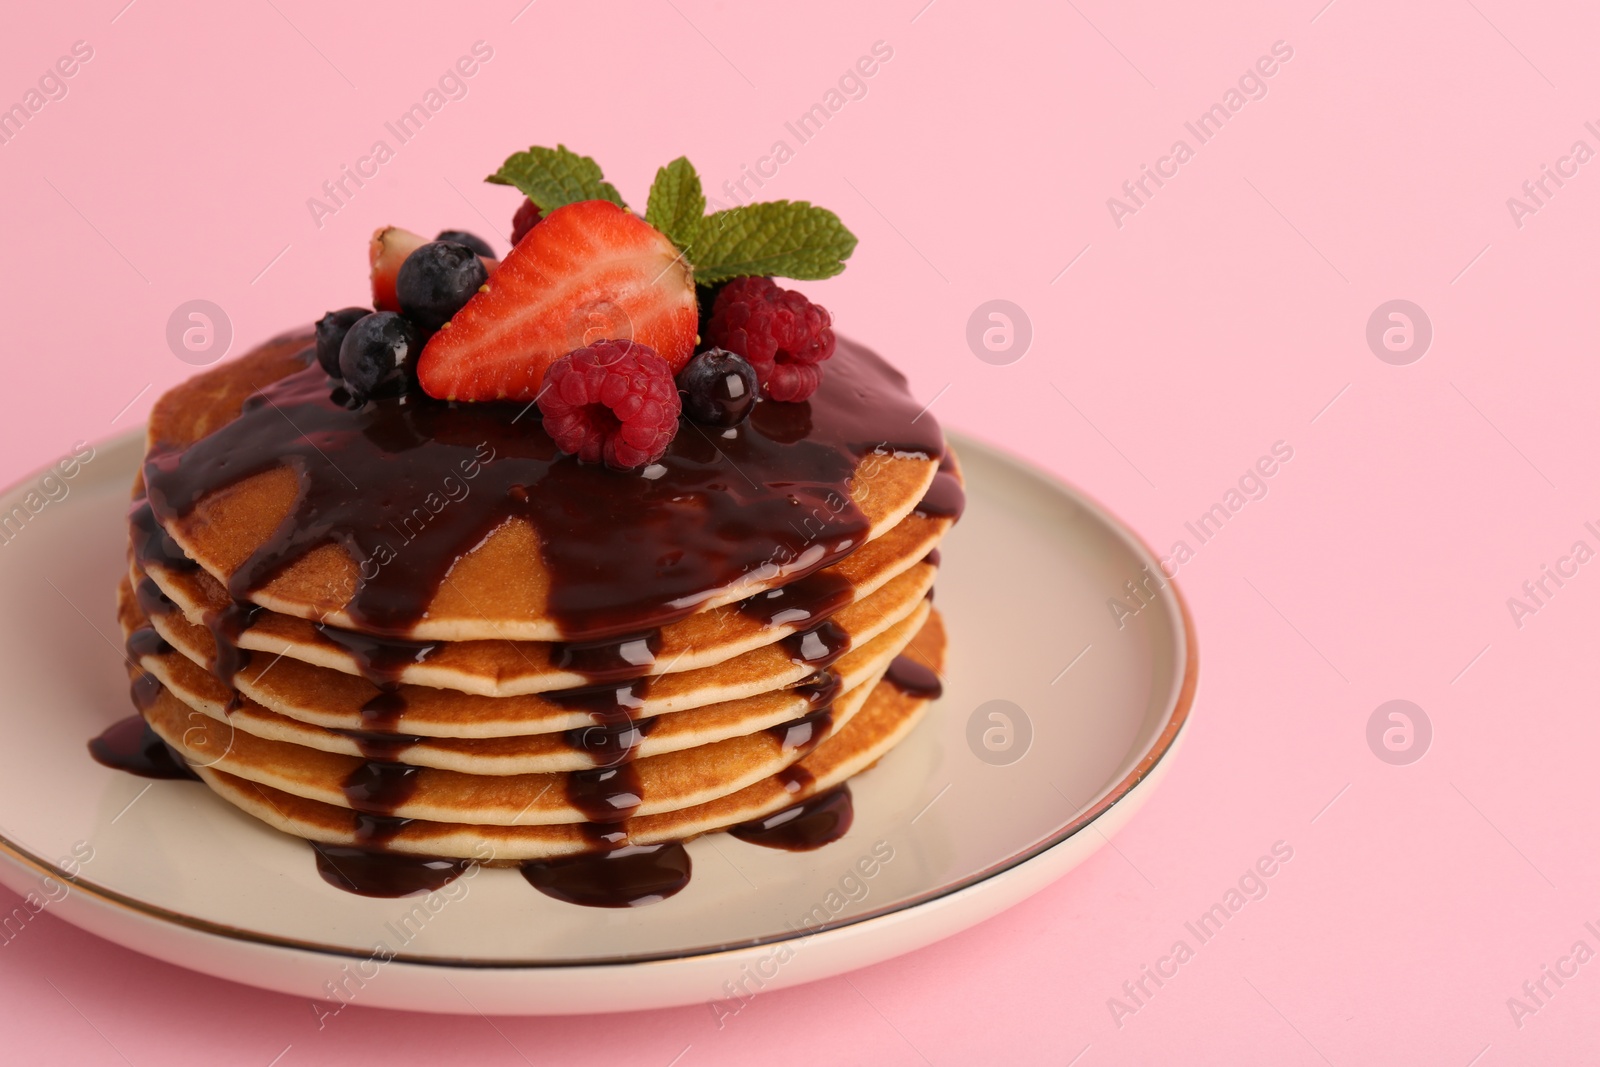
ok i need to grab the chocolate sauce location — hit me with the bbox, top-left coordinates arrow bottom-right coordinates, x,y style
128,497 -> 199,574
564,716 -> 657,768
767,706 -> 835,755
130,672 -> 162,710
359,689 -> 409,731
566,765 -> 644,825
520,842 -> 692,907
88,714 -> 199,781
780,619 -> 851,669
730,786 -> 854,851
203,599 -> 261,688
885,654 -> 943,700
546,678 -> 651,718
794,668 -> 843,708
550,632 -> 662,681
134,575 -> 177,618
314,624 -> 440,687
912,469 -> 966,521
341,760 -> 422,816
141,338 -> 944,642
352,812 -> 414,846
922,547 -> 941,567
737,568 -> 854,629
330,727 -> 426,762
776,764 -> 815,794
125,626 -> 173,660
312,843 -> 468,897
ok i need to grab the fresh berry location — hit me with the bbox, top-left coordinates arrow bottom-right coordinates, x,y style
370,226 -> 497,314
705,277 -> 835,402
368,226 -> 428,313
435,229 -> 494,257
397,241 -> 489,334
418,201 -> 697,402
538,341 -> 681,469
338,312 -> 422,401
511,198 -> 543,245
314,307 -> 371,377
677,348 -> 759,427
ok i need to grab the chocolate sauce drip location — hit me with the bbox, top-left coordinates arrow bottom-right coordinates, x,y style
922,547 -> 941,567
885,655 -> 943,700
545,678 -> 651,717
314,623 -> 440,687
912,469 -> 966,521
140,339 -> 943,641
737,568 -> 854,629
767,706 -> 835,755
780,619 -> 851,669
550,631 -> 662,682
520,842 -> 692,908
134,575 -> 177,618
795,668 -> 843,707
341,760 -> 422,816
125,626 -> 173,660
776,764 -> 815,794
360,689 -> 409,731
130,672 -> 162,710
545,678 -> 653,767
352,812 -> 414,846
566,765 -> 644,825
203,599 -> 261,688
128,497 -> 200,574
312,843 -> 468,898
730,786 -> 854,851
564,716 -> 657,768
330,727 -> 426,762
88,714 -> 199,781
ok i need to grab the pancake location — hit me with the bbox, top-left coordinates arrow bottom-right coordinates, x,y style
188,609 -> 947,861
133,531 -> 945,695
141,331 -> 945,642
122,580 -> 930,774
137,551 -> 933,708
137,611 -> 913,825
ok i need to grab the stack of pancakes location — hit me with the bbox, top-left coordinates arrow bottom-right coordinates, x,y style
116,331 -> 957,864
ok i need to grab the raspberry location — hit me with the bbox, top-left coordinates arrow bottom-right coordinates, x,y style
706,277 -> 835,402
511,197 -> 543,245
538,340 -> 682,469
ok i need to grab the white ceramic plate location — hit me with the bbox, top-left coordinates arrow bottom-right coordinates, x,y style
0,428 -> 1195,1015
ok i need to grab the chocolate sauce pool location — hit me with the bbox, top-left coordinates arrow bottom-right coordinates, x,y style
89,711 -> 198,781
730,786 -> 854,851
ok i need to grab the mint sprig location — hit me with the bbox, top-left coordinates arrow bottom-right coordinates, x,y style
487,144 -> 626,212
486,147 -> 857,282
689,201 -> 858,284
643,157 -> 705,252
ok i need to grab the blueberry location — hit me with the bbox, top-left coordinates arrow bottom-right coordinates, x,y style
678,348 -> 759,426
338,312 -> 422,401
435,229 -> 494,257
314,307 -> 371,377
396,241 -> 489,334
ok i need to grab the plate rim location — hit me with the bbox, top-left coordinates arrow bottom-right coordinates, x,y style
0,425 -> 1198,971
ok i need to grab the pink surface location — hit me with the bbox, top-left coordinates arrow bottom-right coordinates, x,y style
0,0 -> 1594,1062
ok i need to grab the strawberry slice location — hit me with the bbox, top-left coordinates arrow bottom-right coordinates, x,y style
370,226 -> 498,313
417,201 -> 697,402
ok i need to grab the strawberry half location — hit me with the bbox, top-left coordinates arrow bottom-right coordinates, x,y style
417,201 -> 697,402
370,226 -> 497,313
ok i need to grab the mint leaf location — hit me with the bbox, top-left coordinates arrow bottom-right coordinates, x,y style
486,144 -> 626,211
690,201 -> 858,284
644,157 -> 705,251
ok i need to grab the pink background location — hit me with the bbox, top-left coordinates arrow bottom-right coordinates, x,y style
2,0 -> 1597,1062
